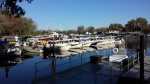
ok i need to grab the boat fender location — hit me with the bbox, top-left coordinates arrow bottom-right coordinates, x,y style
113,48 -> 118,54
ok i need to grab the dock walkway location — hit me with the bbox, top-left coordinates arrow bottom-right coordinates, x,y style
33,45 -> 130,84
120,56 -> 150,84
34,57 -> 123,84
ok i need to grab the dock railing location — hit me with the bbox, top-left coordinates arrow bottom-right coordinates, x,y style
34,48 -> 113,83
35,59 -> 52,81
34,49 -> 140,84
95,52 -> 140,84
120,52 -> 140,75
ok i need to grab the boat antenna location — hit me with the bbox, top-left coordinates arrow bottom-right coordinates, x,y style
48,21 -> 50,35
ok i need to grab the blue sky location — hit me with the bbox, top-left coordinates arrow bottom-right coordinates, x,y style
19,0 -> 150,31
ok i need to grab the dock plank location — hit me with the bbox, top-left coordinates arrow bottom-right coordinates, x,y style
121,56 -> 150,83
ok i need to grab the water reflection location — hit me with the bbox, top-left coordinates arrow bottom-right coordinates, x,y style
37,47 -> 114,78
1,36 -> 150,84
125,36 -> 149,51
0,56 -> 22,78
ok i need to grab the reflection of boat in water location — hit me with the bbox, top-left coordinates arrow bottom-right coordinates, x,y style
0,56 -> 22,67
48,50 -> 71,58
0,55 -> 22,78
56,50 -> 71,56
69,49 -> 86,54
22,52 -> 42,58
89,46 -> 103,50
83,47 -> 96,51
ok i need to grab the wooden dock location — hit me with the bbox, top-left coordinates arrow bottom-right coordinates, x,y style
119,56 -> 150,84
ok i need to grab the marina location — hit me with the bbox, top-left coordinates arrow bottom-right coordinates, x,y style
0,35 -> 150,84
1,1 -> 150,84
0,45 -> 149,84
0,46 -> 115,84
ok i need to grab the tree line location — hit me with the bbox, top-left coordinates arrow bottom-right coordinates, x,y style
0,13 -> 38,36
1,13 -> 150,36
1,0 -> 150,36
62,17 -> 150,35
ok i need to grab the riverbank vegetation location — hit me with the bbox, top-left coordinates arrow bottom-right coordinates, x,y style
0,1 -> 150,36
1,13 -> 150,36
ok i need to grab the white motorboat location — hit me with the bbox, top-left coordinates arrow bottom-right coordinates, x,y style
67,38 -> 83,49
47,39 -> 71,51
80,38 -> 92,47
91,37 -> 107,47
7,46 -> 22,55
23,46 -> 43,53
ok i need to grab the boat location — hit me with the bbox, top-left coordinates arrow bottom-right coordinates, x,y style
7,47 -> 22,55
23,46 -> 43,53
70,43 -> 83,49
80,37 -> 92,47
0,40 -> 22,56
22,41 -> 43,53
46,39 -> 71,51
91,37 -> 107,47
68,38 -> 83,49
74,35 -> 93,47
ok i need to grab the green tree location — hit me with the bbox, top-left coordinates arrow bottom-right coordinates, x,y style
135,17 -> 148,31
125,19 -> 136,32
125,17 -> 148,32
15,17 -> 37,36
96,27 -> 108,32
0,0 -> 33,17
108,23 -> 123,31
142,24 -> 150,34
77,25 -> 84,34
0,14 -> 37,36
86,26 -> 95,33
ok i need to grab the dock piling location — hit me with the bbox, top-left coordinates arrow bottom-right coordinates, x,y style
140,35 -> 144,84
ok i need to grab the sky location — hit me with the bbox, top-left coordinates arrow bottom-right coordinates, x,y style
18,0 -> 150,31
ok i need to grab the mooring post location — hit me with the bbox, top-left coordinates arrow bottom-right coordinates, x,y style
140,35 -> 144,84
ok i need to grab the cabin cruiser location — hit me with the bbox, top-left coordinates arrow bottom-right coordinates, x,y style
46,39 -> 71,51
22,40 -> 44,53
0,36 -> 22,56
91,37 -> 108,48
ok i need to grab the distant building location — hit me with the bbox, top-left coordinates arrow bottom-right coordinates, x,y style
109,30 -> 119,34
50,32 -> 59,37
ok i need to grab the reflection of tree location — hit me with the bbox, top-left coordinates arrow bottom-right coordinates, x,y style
0,58 -> 17,78
5,66 -> 9,78
126,36 -> 140,50
127,41 -> 138,50
126,36 -> 147,50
